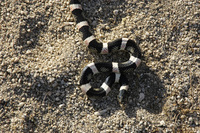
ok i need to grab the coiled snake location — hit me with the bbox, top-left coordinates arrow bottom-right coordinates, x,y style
70,0 -> 141,104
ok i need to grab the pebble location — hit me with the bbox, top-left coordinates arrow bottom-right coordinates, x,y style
98,121 -> 103,128
27,40 -> 32,45
159,120 -> 166,127
138,93 -> 145,102
18,102 -> 24,108
185,37 -> 190,42
94,108 -> 110,116
113,10 -> 119,16
55,97 -> 60,102
188,117 -> 194,125
7,68 -> 12,73
59,104 -> 65,108
26,50 -> 31,54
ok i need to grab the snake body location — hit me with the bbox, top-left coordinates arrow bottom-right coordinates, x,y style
70,0 -> 141,103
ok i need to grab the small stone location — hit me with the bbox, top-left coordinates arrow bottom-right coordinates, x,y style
18,102 -> 24,108
49,77 -> 55,83
124,124 -> 129,130
98,121 -> 103,128
159,120 -> 165,126
14,57 -> 19,63
59,104 -> 65,108
52,81 -> 58,87
27,41 -> 32,45
55,97 -> 60,101
22,113 -> 27,119
21,97 -> 26,101
91,21 -> 97,26
188,117 -> 193,125
185,37 -> 190,42
26,50 -> 31,54
105,25 -> 110,30
180,115 -> 186,119
94,108 -> 110,116
7,68 -> 12,73
113,10 -> 119,15
27,29 -> 31,32
11,78 -> 15,82
169,72 -> 174,77
138,93 -> 145,102
11,117 -> 18,123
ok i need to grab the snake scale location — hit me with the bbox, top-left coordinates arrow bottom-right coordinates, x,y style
70,0 -> 141,104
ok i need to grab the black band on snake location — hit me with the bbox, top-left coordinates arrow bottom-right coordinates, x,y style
70,0 -> 141,104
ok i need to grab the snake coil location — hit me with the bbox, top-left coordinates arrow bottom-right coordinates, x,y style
70,0 -> 141,104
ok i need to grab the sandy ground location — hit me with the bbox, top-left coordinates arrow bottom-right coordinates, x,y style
0,0 -> 200,132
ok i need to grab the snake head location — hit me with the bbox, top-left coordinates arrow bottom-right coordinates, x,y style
117,90 -> 129,108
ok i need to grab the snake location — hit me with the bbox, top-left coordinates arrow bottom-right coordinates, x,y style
70,0 -> 141,104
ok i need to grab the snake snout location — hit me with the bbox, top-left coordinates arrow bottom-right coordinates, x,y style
117,90 -> 129,104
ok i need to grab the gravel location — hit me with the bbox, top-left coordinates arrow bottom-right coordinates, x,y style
0,0 -> 199,132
